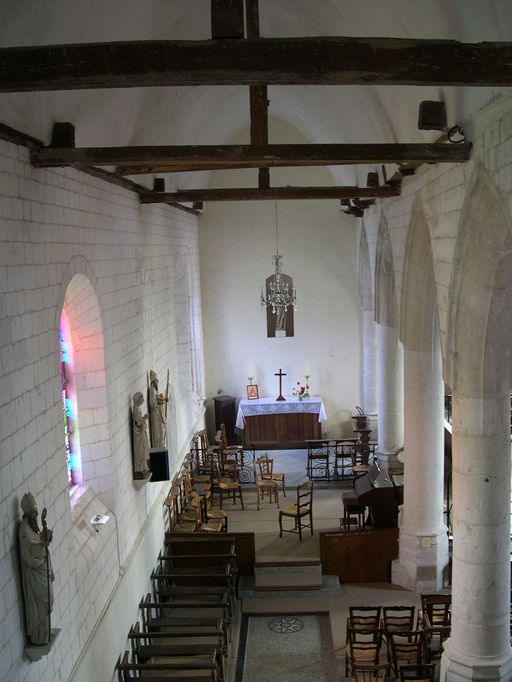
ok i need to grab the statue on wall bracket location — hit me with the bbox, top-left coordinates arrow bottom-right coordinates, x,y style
19,493 -> 55,649
148,369 -> 169,449
132,392 -> 150,479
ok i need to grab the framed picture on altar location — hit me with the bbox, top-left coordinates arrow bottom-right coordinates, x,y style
246,384 -> 259,400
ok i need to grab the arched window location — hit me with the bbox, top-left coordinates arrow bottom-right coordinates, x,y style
59,308 -> 82,488
58,271 -> 113,506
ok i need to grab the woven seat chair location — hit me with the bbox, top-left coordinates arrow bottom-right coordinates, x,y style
279,479 -> 313,541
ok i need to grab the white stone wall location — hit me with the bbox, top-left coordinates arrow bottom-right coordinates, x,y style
199,176 -> 362,439
0,139 -> 204,681
361,96 -> 512,378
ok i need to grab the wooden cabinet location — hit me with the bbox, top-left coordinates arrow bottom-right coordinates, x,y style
320,528 -> 399,583
243,412 -> 321,449
213,395 -> 237,444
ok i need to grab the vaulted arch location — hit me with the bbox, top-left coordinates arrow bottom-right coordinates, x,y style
442,166 -> 512,679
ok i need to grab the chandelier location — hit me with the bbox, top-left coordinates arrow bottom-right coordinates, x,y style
260,203 -> 297,320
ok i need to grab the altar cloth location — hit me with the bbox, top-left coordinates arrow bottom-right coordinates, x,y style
236,396 -> 327,429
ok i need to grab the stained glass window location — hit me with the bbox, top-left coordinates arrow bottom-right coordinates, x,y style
59,310 -> 82,488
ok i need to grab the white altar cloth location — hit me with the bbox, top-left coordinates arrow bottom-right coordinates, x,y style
236,396 -> 327,429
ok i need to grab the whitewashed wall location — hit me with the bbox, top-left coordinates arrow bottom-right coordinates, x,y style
0,139 -> 204,682
199,161 -> 362,439
361,95 -> 512,382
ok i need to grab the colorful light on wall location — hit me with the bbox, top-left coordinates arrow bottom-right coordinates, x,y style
59,309 -> 82,488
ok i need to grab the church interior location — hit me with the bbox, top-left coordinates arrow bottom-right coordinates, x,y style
1,1 -> 512,680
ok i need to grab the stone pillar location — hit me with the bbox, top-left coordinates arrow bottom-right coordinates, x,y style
392,336 -> 448,592
376,323 -> 403,465
361,310 -> 379,441
362,309 -> 378,441
440,394 -> 512,681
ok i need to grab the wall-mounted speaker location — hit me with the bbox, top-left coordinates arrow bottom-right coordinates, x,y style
149,448 -> 170,482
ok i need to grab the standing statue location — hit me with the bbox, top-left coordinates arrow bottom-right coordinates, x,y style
132,392 -> 150,477
149,369 -> 169,449
19,493 -> 54,645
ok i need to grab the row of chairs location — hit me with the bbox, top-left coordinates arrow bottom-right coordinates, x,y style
116,534 -> 238,680
345,596 -> 451,681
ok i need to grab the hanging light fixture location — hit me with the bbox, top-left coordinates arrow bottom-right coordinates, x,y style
260,203 -> 297,325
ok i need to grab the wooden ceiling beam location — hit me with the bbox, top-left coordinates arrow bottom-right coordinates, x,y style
246,0 -> 269,189
1,37 -> 511,91
139,185 -> 401,203
32,142 -> 472,171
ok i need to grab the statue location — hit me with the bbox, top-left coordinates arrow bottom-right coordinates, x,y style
149,369 -> 169,449
19,493 -> 54,645
132,392 -> 150,477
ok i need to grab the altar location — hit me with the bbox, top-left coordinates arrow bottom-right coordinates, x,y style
236,396 -> 327,449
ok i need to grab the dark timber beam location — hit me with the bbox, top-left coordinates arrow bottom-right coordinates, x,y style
139,185 -> 401,203
32,143 -> 472,171
1,37 -> 512,91
246,0 -> 269,189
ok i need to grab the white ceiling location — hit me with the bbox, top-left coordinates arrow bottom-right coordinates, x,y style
0,0 -> 511,189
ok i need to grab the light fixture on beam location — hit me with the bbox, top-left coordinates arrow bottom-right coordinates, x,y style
418,101 -> 448,131
418,100 -> 466,146
260,203 -> 297,330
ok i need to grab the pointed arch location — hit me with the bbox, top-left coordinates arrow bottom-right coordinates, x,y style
359,226 -> 373,313
447,166 -> 512,396
442,165 -> 512,670
401,203 -> 439,353
375,216 -> 397,328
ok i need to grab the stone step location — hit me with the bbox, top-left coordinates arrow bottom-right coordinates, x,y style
254,564 -> 323,591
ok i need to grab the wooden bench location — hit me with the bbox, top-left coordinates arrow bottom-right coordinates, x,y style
116,651 -> 219,681
128,622 -> 225,680
139,593 -> 229,646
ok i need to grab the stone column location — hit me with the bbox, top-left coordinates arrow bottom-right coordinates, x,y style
376,323 -> 404,465
362,309 -> 378,440
392,335 -> 448,592
441,393 -> 512,681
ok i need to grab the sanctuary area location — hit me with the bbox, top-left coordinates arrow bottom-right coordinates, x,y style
1,2 -> 512,681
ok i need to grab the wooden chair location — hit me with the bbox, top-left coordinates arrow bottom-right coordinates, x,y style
164,489 -> 197,532
345,626 -> 384,676
352,662 -> 389,681
349,606 -> 382,630
279,479 -> 313,541
388,630 -> 427,675
420,593 -> 451,629
341,486 -> 367,530
254,456 -> 279,510
256,452 -> 286,496
351,444 -> 371,475
190,491 -> 224,532
212,461 -> 244,510
399,663 -> 436,681
382,605 -> 416,634
419,594 -> 451,662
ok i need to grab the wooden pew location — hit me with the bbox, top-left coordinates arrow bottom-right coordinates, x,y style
164,532 -> 255,577
139,593 -> 229,647
116,650 -> 219,681
128,622 -> 225,680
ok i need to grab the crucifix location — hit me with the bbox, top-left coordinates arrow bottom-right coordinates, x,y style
275,368 -> 286,401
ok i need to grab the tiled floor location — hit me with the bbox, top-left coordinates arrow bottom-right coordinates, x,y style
237,613 -> 337,682
222,484 -> 424,682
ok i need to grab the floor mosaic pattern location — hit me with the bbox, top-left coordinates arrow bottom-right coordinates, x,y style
236,613 -> 337,682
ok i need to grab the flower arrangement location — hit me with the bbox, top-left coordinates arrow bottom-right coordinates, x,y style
292,375 -> 310,400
